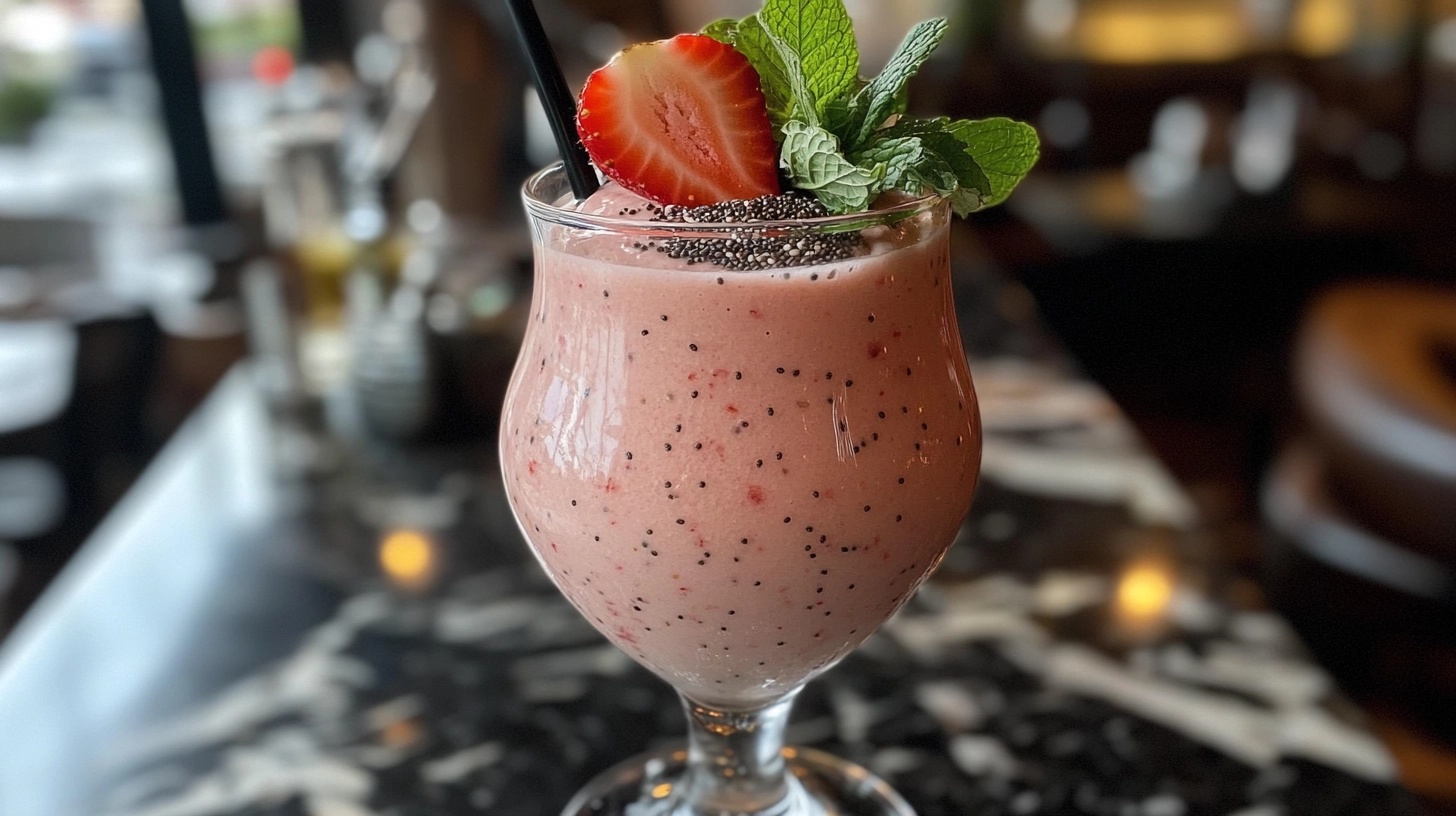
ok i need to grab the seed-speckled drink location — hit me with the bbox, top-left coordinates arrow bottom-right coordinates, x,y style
502,174 -> 980,711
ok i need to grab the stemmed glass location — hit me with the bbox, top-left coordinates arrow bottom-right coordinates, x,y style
501,163 -> 982,815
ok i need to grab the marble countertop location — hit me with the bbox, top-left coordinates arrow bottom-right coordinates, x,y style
0,260 -> 1418,816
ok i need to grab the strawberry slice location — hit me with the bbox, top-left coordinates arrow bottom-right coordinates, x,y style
576,34 -> 780,206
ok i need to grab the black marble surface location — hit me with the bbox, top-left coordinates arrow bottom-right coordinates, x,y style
0,261 -> 1421,816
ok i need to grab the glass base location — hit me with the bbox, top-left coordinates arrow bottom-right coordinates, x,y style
561,745 -> 915,816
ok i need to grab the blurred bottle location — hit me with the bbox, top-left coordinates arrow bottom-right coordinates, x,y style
345,179 -> 426,442
257,61 -> 355,395
255,18 -> 423,401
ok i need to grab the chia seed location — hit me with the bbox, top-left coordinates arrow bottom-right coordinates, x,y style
650,193 -> 863,272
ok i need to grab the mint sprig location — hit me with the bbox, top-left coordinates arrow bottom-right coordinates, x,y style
780,121 -> 883,213
847,18 -> 947,148
757,0 -> 857,117
705,2 -> 1039,216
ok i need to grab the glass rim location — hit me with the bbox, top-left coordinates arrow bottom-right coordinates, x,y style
522,162 -> 943,236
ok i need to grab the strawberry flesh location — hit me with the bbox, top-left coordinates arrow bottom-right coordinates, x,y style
576,34 -> 780,206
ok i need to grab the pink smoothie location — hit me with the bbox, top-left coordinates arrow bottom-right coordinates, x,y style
501,186 -> 980,707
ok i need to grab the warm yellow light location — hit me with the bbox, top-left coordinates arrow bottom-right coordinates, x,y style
651,783 -> 673,799
379,529 -> 436,590
1293,0 -> 1358,57
1116,560 -> 1174,621
1078,3 -> 1250,64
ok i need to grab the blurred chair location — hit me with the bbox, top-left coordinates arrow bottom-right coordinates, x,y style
0,212 -> 162,615
0,320 -> 74,546
1297,284 -> 1456,555
1263,281 -> 1456,735
63,302 -> 164,513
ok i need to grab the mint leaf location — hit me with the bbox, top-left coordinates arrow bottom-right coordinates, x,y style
900,152 -> 960,198
946,117 -> 1040,208
759,24 -> 820,128
854,129 -> 968,214
945,185 -> 986,218
701,18 -> 739,43
850,18 -> 948,148
757,0 -> 858,116
851,136 -> 927,192
717,16 -> 796,131
710,0 -> 857,133
780,120 -> 882,213
872,118 -> 991,216
822,78 -> 867,136
707,1 -> 1039,217
870,116 -> 1038,215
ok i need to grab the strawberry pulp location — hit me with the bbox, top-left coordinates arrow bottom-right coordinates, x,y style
576,33 -> 780,206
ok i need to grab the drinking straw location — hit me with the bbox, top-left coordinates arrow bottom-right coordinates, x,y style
503,0 -> 601,200
141,0 -> 229,226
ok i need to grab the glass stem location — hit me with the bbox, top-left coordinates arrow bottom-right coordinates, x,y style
677,689 -> 806,816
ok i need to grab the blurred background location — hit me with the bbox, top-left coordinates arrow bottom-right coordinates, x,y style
0,0 -> 1453,804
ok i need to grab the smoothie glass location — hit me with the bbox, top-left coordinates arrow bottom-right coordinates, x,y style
502,163 -> 982,816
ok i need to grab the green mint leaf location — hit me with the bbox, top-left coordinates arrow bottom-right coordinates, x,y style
946,117 -> 1040,209
874,116 -> 1039,215
757,0 -> 858,116
714,2 -> 1038,217
873,117 -> 991,216
780,120 -> 882,214
850,18 -> 948,148
853,131 -> 967,212
759,24 -> 820,128
850,136 -> 926,192
711,0 -> 856,135
902,153 -> 960,198
721,15 -> 797,132
822,78 -> 866,135
701,18 -> 739,43
890,82 -> 912,120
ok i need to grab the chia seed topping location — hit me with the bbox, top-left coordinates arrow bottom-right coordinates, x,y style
646,193 -> 863,272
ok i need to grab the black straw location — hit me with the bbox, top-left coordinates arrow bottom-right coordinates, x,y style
504,0 -> 600,200
140,0 -> 228,226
